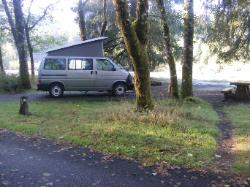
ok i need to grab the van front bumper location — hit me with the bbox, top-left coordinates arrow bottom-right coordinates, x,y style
126,73 -> 134,90
126,83 -> 134,90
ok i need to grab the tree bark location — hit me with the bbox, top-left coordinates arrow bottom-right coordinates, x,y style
78,0 -> 87,40
13,0 -> 31,89
24,23 -> 35,78
181,0 -> 194,98
2,0 -> 31,89
156,0 -> 179,98
100,0 -> 107,36
133,0 -> 148,47
113,0 -> 153,111
2,0 -> 17,41
0,46 -> 5,75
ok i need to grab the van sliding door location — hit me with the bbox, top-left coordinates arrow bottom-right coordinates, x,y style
66,58 -> 94,91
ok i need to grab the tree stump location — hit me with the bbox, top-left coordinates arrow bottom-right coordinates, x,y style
19,96 -> 29,115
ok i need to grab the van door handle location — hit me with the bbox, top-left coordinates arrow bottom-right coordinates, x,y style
90,71 -> 97,75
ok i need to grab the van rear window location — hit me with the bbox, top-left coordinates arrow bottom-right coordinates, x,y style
44,58 -> 66,70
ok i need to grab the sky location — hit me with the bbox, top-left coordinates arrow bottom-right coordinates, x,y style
23,0 -> 79,40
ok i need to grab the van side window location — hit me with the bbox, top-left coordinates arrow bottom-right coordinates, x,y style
68,59 -> 93,70
44,58 -> 66,70
96,59 -> 115,71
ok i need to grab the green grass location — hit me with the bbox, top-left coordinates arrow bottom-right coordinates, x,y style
0,98 -> 219,169
225,105 -> 250,174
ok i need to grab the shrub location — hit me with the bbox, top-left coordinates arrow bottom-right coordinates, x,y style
0,74 -> 21,93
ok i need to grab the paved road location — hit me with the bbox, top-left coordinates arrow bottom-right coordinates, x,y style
0,80 -> 229,102
1,130 -> 166,187
1,130 -> 241,187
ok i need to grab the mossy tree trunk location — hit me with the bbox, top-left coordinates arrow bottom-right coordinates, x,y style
2,0 -> 31,89
14,0 -> 31,89
78,0 -> 88,40
156,0 -> 179,99
181,0 -> 194,98
0,46 -> 5,75
100,0 -> 107,36
113,0 -> 154,111
24,23 -> 35,78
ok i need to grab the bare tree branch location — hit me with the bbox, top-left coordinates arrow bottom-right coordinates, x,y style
100,0 -> 107,36
28,3 -> 53,31
78,0 -> 89,40
82,0 -> 89,7
0,25 -> 11,32
26,0 -> 35,25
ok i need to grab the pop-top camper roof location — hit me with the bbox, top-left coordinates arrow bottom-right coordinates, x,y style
46,37 -> 108,57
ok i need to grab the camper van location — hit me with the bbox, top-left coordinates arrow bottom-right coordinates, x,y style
37,37 -> 133,97
37,56 -> 133,97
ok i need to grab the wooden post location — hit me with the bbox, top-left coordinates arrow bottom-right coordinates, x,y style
19,96 -> 29,115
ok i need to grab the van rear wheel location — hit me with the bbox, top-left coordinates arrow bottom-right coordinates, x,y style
49,83 -> 64,98
113,83 -> 126,96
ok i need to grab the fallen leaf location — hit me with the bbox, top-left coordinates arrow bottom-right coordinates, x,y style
42,173 -> 51,177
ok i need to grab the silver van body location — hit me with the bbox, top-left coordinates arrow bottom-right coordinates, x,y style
37,56 -> 133,97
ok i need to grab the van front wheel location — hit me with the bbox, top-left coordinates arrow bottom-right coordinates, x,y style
49,83 -> 64,98
113,83 -> 126,96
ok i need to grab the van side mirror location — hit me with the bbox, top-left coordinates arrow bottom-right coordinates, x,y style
112,67 -> 116,71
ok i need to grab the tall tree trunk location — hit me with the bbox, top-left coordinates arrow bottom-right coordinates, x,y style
78,0 -> 87,40
113,0 -> 153,111
0,46 -> 5,75
100,0 -> 107,36
181,0 -> 194,98
156,0 -> 179,98
24,23 -> 35,78
2,0 -> 31,89
14,0 -> 31,89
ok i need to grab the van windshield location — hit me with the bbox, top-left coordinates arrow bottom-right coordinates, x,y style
116,63 -> 124,69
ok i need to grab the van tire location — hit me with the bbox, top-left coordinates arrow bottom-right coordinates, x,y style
112,82 -> 126,96
49,83 -> 64,98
